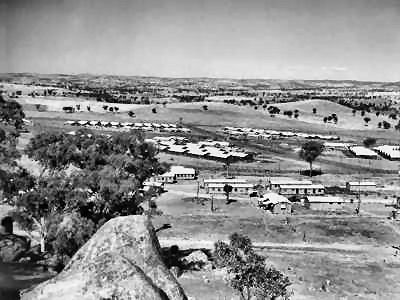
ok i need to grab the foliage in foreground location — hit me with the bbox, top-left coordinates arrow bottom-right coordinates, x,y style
11,128 -> 168,266
214,233 -> 291,300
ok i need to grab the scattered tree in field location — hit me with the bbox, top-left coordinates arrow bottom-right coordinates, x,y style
109,107 -> 114,112
383,121 -> 391,129
214,233 -> 291,300
152,107 -> 157,113
299,141 -> 325,176
363,117 -> 371,126
128,111 -> 135,118
103,105 -> 108,111
352,109 -> 356,116
268,106 -> 280,116
331,113 -> 338,124
294,112 -> 299,119
114,106 -> 119,112
363,137 -> 376,148
86,106 -> 91,112
203,105 -> 208,111
361,111 -> 365,117
223,184 -> 233,204
323,117 -> 328,123
312,108 -> 317,114
378,122 -> 382,128
376,111 -> 380,117
283,110 -> 293,118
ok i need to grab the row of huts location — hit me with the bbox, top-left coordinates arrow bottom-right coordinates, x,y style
64,120 -> 191,133
333,144 -> 400,160
221,126 -> 340,141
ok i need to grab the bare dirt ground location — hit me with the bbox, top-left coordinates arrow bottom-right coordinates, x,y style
152,186 -> 400,300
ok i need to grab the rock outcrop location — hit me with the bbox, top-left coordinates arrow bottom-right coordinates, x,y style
21,215 -> 187,300
0,234 -> 30,262
181,250 -> 211,271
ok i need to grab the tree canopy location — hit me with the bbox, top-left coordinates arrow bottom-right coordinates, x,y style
0,95 -> 25,168
363,137 -> 376,148
214,233 -> 291,300
13,128 -> 168,264
299,141 -> 324,176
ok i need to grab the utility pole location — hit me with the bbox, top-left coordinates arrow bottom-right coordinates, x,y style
196,179 -> 200,202
356,169 -> 361,215
210,194 -> 214,212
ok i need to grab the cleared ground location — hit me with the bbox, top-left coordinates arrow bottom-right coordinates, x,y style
153,185 -> 400,300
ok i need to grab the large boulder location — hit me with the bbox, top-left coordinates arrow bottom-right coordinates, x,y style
181,250 -> 212,271
0,234 -> 30,262
21,215 -> 187,300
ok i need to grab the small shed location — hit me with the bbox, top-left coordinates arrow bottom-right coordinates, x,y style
349,146 -> 378,159
346,181 -> 376,192
304,196 -> 346,210
259,192 -> 292,214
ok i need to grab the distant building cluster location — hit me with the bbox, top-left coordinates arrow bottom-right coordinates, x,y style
221,126 -> 340,141
147,137 -> 254,162
64,120 -> 191,133
348,145 -> 400,160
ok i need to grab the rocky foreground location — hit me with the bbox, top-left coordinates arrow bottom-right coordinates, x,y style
20,215 -> 188,300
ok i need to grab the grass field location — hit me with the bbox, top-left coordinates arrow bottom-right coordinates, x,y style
22,98 -> 400,144
275,99 -> 396,132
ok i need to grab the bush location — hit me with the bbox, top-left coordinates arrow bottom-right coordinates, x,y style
214,233 -> 291,300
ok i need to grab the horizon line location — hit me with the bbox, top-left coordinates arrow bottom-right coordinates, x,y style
0,72 -> 399,84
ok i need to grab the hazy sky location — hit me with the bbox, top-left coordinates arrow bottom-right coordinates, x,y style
1,0 -> 400,81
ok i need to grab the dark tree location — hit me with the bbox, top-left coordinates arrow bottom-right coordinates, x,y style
214,233 -> 291,300
299,141 -> 324,176
223,184 -> 233,204
312,108 -> 317,114
363,137 -> 376,148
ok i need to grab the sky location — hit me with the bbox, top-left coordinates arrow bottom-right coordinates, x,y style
0,0 -> 400,81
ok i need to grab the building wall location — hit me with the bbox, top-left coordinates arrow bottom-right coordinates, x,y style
150,175 -> 175,183
346,185 -> 376,192
207,186 -> 250,194
309,202 -> 344,210
175,173 -> 195,180
271,203 -> 292,214
279,187 -> 324,196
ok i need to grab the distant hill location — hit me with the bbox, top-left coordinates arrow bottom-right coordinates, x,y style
0,73 -> 399,90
